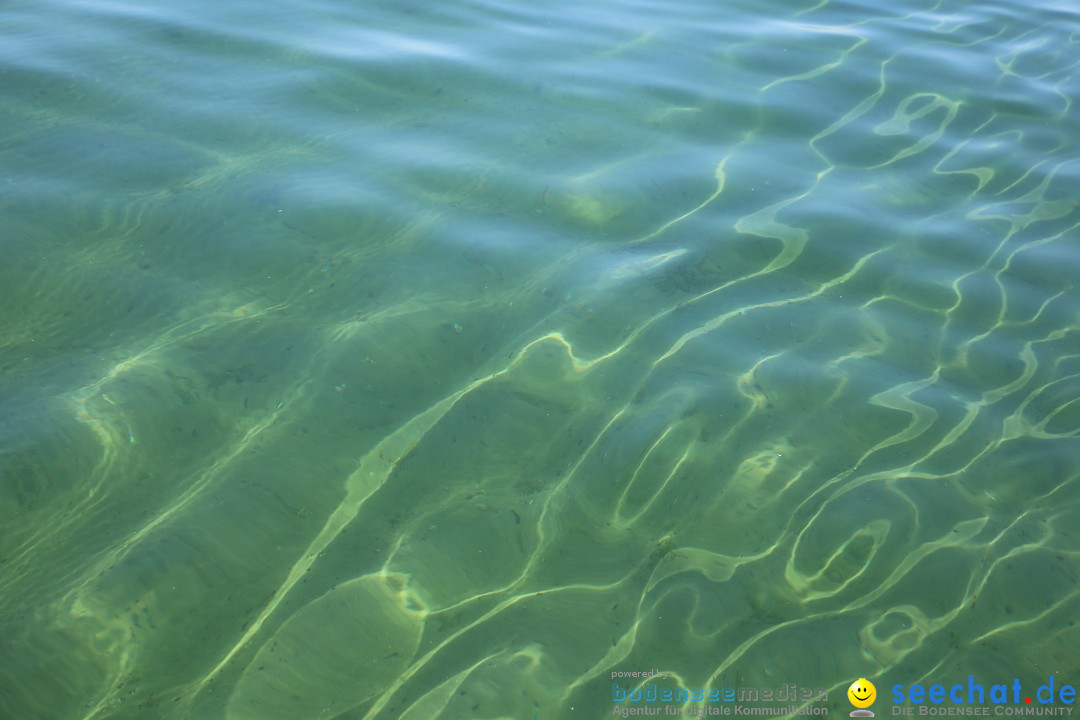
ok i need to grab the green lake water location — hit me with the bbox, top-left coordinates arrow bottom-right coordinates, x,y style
2,0 -> 1079,718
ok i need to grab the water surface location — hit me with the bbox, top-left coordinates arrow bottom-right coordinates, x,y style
2,0 -> 1079,718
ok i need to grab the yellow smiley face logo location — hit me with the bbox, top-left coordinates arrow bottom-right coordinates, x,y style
848,679 -> 876,708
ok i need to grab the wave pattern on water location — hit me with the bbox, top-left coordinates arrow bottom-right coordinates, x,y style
1,0 -> 1078,718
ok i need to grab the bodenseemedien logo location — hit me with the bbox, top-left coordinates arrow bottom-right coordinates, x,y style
849,678 -> 877,717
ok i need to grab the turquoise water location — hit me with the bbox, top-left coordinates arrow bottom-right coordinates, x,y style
2,0 -> 1079,717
